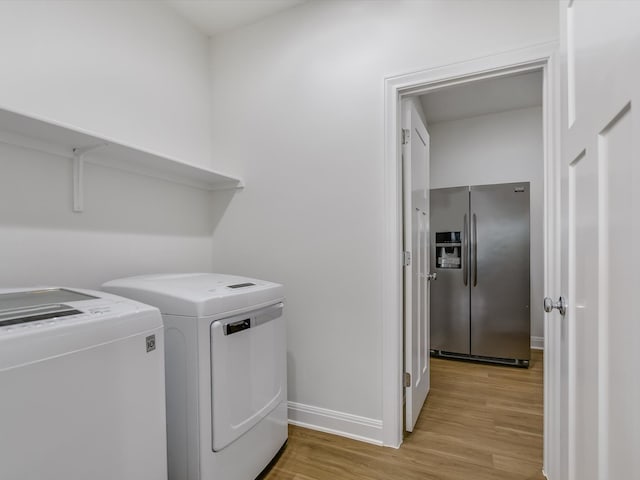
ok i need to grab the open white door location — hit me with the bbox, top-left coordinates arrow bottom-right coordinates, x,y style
555,1 -> 640,478
403,100 -> 431,432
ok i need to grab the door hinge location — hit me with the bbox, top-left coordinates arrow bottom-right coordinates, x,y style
403,251 -> 411,267
404,372 -> 411,388
402,128 -> 410,145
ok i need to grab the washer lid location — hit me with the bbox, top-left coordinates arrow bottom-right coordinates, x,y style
102,273 -> 284,317
0,287 -> 162,371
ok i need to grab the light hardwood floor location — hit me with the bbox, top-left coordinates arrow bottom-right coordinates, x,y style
263,350 -> 544,480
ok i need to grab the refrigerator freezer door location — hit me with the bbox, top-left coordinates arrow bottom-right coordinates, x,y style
430,186 -> 470,354
470,183 -> 530,361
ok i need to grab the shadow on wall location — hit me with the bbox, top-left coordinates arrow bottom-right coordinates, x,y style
0,142 -> 235,236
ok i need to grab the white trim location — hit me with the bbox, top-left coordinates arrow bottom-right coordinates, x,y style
287,401 -> 383,446
382,42 -> 561,478
531,336 -> 545,350
542,48 -> 562,480
382,57 -> 405,448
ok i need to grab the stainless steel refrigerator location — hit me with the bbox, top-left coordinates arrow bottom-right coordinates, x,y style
430,182 -> 530,366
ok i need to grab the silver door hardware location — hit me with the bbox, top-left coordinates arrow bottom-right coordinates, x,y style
403,251 -> 411,267
425,273 -> 437,281
472,213 -> 478,287
543,296 -> 567,316
404,372 -> 411,388
402,128 -> 410,145
463,213 -> 468,286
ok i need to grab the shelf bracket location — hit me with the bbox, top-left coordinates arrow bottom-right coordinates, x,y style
72,144 -> 108,212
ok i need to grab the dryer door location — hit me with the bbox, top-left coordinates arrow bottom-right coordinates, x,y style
210,302 -> 286,452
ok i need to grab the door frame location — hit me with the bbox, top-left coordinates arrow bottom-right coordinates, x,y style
381,42 -> 561,478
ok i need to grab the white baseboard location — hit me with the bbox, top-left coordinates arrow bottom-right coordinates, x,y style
289,333 -> 544,446
531,336 -> 544,350
288,401 -> 383,446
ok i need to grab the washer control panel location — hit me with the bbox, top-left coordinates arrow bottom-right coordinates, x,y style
0,289 -> 133,335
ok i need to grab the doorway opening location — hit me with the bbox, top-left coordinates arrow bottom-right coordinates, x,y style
402,69 -> 544,477
382,43 -> 560,479
418,70 -> 544,364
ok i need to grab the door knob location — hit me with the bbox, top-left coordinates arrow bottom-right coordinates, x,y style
543,296 -> 567,316
425,273 -> 437,281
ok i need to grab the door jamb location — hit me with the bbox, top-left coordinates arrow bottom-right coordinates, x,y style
381,42 -> 560,479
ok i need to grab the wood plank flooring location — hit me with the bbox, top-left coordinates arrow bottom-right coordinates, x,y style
263,350 -> 544,480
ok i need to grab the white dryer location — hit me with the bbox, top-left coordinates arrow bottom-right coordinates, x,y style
0,287 -> 167,480
102,273 -> 287,480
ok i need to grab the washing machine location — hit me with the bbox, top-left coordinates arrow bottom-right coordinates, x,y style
102,273 -> 287,480
0,287 -> 167,480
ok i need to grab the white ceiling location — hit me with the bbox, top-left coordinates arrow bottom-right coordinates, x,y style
165,0 -> 307,36
420,70 -> 543,124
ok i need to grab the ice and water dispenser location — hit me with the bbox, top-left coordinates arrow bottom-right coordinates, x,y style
436,231 -> 461,269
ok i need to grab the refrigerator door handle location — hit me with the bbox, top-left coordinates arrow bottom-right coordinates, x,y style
462,214 -> 468,286
472,213 -> 478,287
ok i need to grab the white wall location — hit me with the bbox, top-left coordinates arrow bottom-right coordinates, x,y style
0,0 -> 213,168
0,1 -> 226,290
428,106 -> 545,341
207,0 -> 557,439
